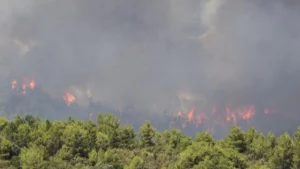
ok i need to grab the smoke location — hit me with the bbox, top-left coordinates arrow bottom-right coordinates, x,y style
201,0 -> 300,105
1,0 -> 300,135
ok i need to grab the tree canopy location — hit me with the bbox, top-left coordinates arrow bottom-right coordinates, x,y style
0,113 -> 299,169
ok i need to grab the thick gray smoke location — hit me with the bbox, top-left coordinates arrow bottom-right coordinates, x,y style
1,0 -> 300,135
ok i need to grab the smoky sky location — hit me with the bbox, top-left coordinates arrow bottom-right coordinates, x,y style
1,0 -> 300,133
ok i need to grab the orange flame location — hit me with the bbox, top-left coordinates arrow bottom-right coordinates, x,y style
63,90 -> 75,106
18,78 -> 36,95
240,105 -> 255,120
172,101 -> 269,131
225,105 -> 256,125
28,80 -> 36,89
188,106 -> 194,121
226,105 -> 237,125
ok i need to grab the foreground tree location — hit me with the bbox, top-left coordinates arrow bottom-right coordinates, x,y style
139,120 -> 156,147
269,133 -> 294,169
0,113 -> 299,168
19,144 -> 45,169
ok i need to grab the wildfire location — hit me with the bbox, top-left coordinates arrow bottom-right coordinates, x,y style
225,104 -> 255,124
11,80 -> 17,89
238,105 -> 256,120
172,100 -> 273,133
28,80 -> 36,89
11,77 -> 77,107
21,78 -> 36,94
11,78 -> 36,95
188,106 -> 194,121
63,90 -> 75,106
9,77 -> 277,133
176,105 -> 208,128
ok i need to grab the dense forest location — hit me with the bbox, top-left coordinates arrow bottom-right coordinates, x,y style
0,113 -> 299,169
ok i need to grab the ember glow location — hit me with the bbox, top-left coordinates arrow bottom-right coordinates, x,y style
11,80 -> 17,89
11,78 -> 37,95
21,78 -> 36,95
172,101 -> 273,133
188,105 -> 194,121
28,80 -> 36,89
9,77 -> 276,133
167,91 -> 273,132
8,77 -> 279,134
10,77 -> 77,107
63,90 -> 76,106
226,104 -> 256,123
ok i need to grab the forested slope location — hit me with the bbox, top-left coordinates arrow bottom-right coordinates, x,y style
0,113 -> 299,169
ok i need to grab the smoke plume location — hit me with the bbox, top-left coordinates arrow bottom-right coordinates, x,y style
1,0 -> 300,136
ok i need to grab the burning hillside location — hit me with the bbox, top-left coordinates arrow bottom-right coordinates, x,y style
3,77 -> 280,136
164,90 -> 277,134
1,0 -> 300,137
11,78 -> 36,95
11,78 -> 75,107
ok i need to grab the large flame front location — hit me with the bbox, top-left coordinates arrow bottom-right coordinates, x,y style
9,77 -> 276,133
63,90 -> 75,106
174,103 -> 265,132
172,91 -> 274,133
